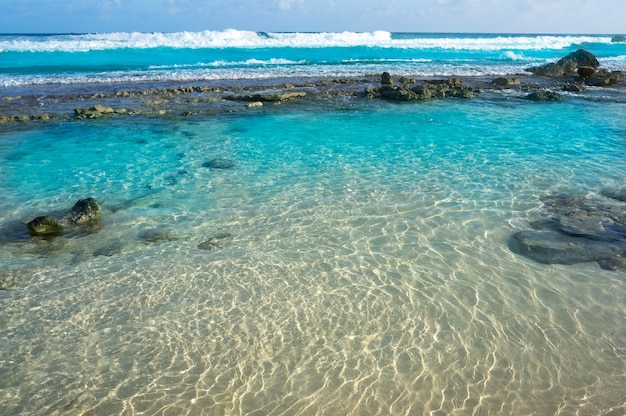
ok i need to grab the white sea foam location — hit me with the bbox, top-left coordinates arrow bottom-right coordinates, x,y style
0,63 -> 530,88
147,58 -> 307,70
0,30 -> 612,52
502,50 -> 525,60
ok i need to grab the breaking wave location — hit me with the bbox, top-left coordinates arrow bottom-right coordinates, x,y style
0,30 -> 612,52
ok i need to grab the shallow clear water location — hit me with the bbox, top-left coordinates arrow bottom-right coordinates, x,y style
1,95 -> 626,415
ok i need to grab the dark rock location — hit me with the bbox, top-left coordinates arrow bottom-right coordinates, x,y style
447,86 -> 475,99
138,228 -> 175,243
526,90 -> 564,101
512,190 -> 626,269
202,158 -> 235,169
427,78 -> 463,87
364,87 -> 381,99
381,72 -> 393,85
577,66 -> 596,79
93,241 -> 123,257
527,49 -> 599,77
379,85 -> 420,101
602,188 -> 626,202
368,78 -> 476,102
541,194 -> 589,214
611,35 -> 626,43
511,230 -> 624,265
410,84 -> 439,99
224,91 -> 306,102
584,69 -> 625,87
26,216 -> 64,236
198,232 -> 232,251
0,271 -> 20,290
74,105 -> 115,119
597,256 -> 626,271
562,83 -> 585,92
553,215 -> 626,242
540,193 -> 626,224
492,77 -> 520,86
65,197 -> 102,227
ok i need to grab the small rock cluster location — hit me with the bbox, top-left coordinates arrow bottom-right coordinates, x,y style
26,197 -> 102,236
19,195 -> 234,260
510,190 -> 626,271
527,49 -> 625,86
365,72 -> 477,101
74,105 -> 133,119
223,91 -> 307,103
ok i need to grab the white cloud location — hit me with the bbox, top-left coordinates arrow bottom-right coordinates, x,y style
276,0 -> 304,11
100,0 -> 121,12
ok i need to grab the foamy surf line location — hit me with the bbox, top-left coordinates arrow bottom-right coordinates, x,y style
0,30 -> 612,52
0,65 -> 534,88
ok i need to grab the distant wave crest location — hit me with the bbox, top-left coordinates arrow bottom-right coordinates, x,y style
0,30 -> 612,53
0,29 -> 393,52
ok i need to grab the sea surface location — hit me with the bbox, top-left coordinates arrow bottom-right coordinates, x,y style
1,31 -> 626,415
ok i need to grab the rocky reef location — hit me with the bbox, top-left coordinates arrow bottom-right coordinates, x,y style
510,190 -> 626,271
1,49 -> 625,126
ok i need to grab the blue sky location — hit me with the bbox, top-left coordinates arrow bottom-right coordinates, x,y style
2,0 -> 624,34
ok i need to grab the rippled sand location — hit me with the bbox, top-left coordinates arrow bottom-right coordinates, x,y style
1,100 -> 625,415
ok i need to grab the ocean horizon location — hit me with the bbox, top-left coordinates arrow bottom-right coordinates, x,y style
1,30 -> 625,415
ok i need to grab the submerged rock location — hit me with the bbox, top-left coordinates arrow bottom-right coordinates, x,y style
511,229 -> 624,265
198,232 -> 232,251
602,188 -> 626,202
202,158 -> 235,169
531,215 -> 626,242
93,241 -> 123,257
597,256 -> 626,272
511,191 -> 626,270
26,216 -> 64,236
24,197 -> 102,238
138,228 -> 175,243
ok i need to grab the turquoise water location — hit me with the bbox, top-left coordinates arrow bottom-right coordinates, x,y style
1,91 -> 626,414
2,31 -> 626,89
2,29 -> 626,415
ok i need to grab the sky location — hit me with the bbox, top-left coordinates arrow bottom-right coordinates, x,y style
1,0 -> 624,34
